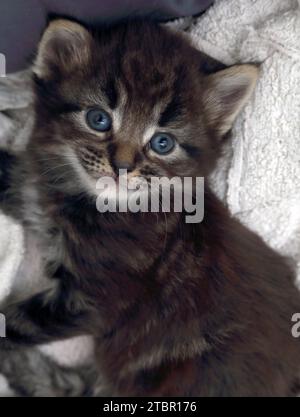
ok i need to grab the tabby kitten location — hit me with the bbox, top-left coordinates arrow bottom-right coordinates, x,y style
0,19 -> 299,397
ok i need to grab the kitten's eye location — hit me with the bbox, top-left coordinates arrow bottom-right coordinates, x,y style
86,108 -> 112,132
150,133 -> 175,155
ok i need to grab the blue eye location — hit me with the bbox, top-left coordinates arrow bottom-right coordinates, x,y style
150,133 -> 175,155
86,108 -> 112,132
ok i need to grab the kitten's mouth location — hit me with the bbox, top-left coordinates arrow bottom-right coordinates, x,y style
95,169 -> 150,202
71,147 -> 149,197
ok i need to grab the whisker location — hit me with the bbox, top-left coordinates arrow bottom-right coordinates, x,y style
40,163 -> 75,176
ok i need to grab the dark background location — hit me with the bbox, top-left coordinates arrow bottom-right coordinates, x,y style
0,0 -> 214,73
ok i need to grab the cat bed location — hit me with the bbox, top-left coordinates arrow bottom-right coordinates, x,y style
0,0 -> 299,396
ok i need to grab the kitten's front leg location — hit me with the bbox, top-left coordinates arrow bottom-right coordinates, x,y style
0,281 -> 89,349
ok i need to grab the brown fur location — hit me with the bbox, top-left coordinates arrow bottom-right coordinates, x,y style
0,19 -> 299,397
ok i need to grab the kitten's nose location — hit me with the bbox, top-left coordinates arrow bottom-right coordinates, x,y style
114,160 -> 134,174
112,143 -> 136,174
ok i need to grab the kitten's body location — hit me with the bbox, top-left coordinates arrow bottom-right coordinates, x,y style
0,20 -> 299,396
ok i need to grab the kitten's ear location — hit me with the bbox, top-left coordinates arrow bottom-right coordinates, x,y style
33,19 -> 92,80
203,64 -> 259,136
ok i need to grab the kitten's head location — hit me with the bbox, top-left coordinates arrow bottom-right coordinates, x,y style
31,19 -> 258,198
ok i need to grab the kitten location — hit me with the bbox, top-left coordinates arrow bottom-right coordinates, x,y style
0,19 -> 299,397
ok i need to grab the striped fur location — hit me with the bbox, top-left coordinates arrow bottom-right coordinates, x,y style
0,19 -> 299,397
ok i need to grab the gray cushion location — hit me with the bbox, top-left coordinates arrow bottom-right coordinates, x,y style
0,0 -> 213,73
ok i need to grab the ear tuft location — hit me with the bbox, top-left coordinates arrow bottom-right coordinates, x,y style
33,19 -> 92,80
203,64 -> 259,135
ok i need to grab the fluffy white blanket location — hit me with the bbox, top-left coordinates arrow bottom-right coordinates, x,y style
190,0 -> 300,283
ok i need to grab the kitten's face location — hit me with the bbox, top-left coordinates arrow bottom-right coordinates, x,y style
32,20 -> 258,198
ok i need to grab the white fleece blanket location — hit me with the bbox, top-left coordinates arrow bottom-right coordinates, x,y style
0,0 -> 300,395
190,0 -> 300,282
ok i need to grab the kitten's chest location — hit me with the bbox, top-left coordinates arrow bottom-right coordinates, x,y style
63,216 -> 173,281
